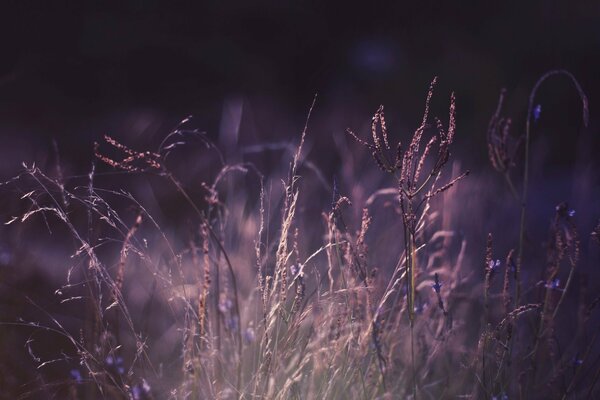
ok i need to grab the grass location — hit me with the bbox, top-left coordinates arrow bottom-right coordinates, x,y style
0,72 -> 598,399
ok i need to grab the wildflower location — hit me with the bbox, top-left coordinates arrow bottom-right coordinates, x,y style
488,259 -> 501,271
116,357 -> 125,375
218,298 -> 233,313
546,278 -> 561,290
290,264 -> 299,277
132,385 -> 142,400
131,379 -> 152,400
488,259 -> 501,279
555,203 -> 574,218
106,355 -> 125,375
70,369 -> 82,384
533,104 -> 542,123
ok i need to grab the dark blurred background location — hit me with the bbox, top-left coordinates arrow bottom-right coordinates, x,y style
0,1 -> 599,174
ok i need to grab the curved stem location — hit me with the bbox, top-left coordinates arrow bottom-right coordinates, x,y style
515,69 -> 588,309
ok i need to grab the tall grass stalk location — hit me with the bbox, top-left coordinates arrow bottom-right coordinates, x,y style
515,70 -> 588,308
348,77 -> 467,399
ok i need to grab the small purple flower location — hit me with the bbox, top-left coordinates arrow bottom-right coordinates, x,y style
131,379 -> 152,400
115,356 -> 125,375
132,385 -> 142,400
488,259 -> 501,279
533,104 -> 542,123
489,259 -> 501,271
70,369 -> 82,384
106,355 -> 125,375
290,264 -> 299,277
218,298 -> 233,314
555,203 -> 576,219
546,278 -> 561,290
572,357 -> 583,367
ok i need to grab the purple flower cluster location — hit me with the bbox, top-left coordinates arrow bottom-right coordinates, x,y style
105,354 -> 125,375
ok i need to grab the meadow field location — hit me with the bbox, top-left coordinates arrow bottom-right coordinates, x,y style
0,71 -> 598,399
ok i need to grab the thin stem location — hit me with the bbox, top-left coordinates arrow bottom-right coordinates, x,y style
411,321 -> 417,399
515,69 -> 588,309
563,324 -> 600,399
166,173 -> 243,398
551,267 -> 575,321
503,172 -> 519,202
